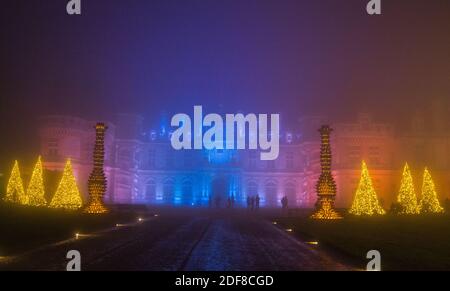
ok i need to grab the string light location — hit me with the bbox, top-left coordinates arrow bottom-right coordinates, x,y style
26,156 -> 47,207
311,125 -> 342,219
349,161 -> 385,216
418,168 -> 444,214
396,163 -> 419,214
49,159 -> 83,210
84,123 -> 109,214
3,160 -> 27,205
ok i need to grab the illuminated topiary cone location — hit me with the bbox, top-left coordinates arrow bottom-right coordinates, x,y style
3,160 -> 27,205
418,168 -> 444,214
349,161 -> 385,216
27,156 -> 48,207
49,159 -> 83,210
396,163 -> 419,214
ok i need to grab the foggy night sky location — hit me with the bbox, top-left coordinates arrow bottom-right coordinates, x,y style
0,0 -> 449,165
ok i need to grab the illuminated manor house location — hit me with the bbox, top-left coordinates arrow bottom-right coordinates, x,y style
38,105 -> 450,208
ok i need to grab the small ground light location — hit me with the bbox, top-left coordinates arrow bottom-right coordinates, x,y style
138,217 -> 143,222
116,223 -> 125,227
75,233 -> 80,239
272,221 -> 277,225
306,241 -> 319,245
285,228 -> 293,232
154,214 -> 159,217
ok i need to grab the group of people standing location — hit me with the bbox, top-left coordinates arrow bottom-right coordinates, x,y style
246,195 -> 260,211
281,195 -> 289,210
208,194 -> 236,208
208,194 -> 289,210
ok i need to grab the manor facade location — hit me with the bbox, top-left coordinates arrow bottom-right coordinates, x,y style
38,107 -> 450,209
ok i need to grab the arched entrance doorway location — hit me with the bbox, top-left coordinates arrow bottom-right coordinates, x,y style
163,179 -> 175,204
265,181 -> 278,207
285,183 -> 297,208
181,180 -> 193,206
211,177 -> 228,208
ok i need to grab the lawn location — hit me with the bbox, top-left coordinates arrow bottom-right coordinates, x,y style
0,203 -> 149,256
273,213 -> 450,270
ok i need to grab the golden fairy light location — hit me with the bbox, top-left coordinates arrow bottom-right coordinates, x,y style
348,161 -> 385,216
311,125 -> 342,219
397,163 -> 419,215
3,160 -> 27,205
84,123 -> 109,214
49,159 -> 83,210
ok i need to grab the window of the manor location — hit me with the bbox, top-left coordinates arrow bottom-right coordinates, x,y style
148,149 -> 156,168
267,159 -> 275,170
48,139 -> 58,157
346,145 -> 361,165
286,151 -> 294,169
368,146 -> 380,154
166,150 -> 174,168
247,182 -> 258,197
184,152 -> 194,167
163,180 -> 175,203
265,182 -> 278,206
368,146 -> 381,166
182,180 -> 193,204
145,180 -> 156,202
248,152 -> 257,169
119,149 -> 132,160
284,183 -> 296,206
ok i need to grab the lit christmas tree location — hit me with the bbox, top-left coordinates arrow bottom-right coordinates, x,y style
397,163 -> 419,214
26,156 -> 47,207
3,160 -> 27,205
349,161 -> 385,216
418,168 -> 444,214
49,159 -> 83,210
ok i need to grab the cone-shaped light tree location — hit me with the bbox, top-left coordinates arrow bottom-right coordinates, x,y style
418,168 -> 444,213
349,161 -> 385,216
397,163 -> 419,214
3,160 -> 27,205
26,156 -> 47,206
49,159 -> 83,210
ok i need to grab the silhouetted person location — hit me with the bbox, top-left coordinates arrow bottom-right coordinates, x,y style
208,195 -> 213,208
231,195 -> 235,208
255,194 -> 260,210
227,197 -> 231,208
250,196 -> 255,211
247,196 -> 251,210
281,196 -> 288,210
215,195 -> 221,208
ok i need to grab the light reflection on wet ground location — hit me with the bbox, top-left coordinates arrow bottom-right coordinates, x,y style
0,209 -> 351,271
